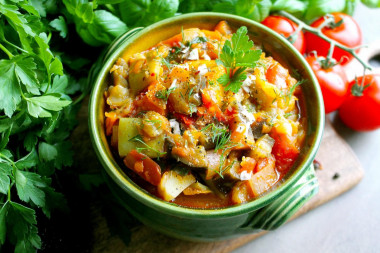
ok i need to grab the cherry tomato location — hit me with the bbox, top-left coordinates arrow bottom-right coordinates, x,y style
261,16 -> 306,54
305,55 -> 348,114
305,13 -> 362,65
339,74 -> 380,131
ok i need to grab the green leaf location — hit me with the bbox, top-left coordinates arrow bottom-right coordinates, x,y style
119,0 -> 150,26
38,142 -> 57,162
219,40 -> 234,67
15,149 -> 38,170
13,55 -> 40,95
120,0 -> 179,27
0,60 -> 22,117
213,0 -> 237,14
361,0 -> 380,8
0,202 -> 9,245
303,0 -> 346,21
231,26 -> 253,52
41,187 -> 66,218
54,141 -> 73,169
49,16 -> 68,38
226,68 -> 247,93
18,1 -> 40,17
0,149 -> 13,162
15,170 -> 47,207
63,0 -> 95,23
29,0 -> 47,17
217,73 -> 230,86
34,33 -> 53,70
0,123 -> 12,151
344,0 -> 358,15
0,3 -> 35,37
76,10 -> 128,46
270,0 -> 307,16
249,0 -> 272,22
140,0 -> 179,25
26,95 -> 71,118
98,0 -> 125,4
235,49 -> 262,68
179,0 -> 220,12
49,57 -> 64,76
7,201 -> 41,252
0,163 -> 12,195
24,132 -> 38,152
0,117 -> 12,133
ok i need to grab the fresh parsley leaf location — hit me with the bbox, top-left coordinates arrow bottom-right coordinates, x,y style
0,163 -> 11,195
225,67 -> 247,93
13,55 -> 40,95
0,202 -> 7,245
219,40 -> 234,67
0,59 -> 22,117
217,72 -> 230,86
15,170 -> 47,207
49,16 -> 68,38
235,49 -> 261,68
53,141 -> 74,169
1,201 -> 41,252
49,75 -> 69,95
0,123 -> 12,151
217,26 -> 261,93
231,26 -> 253,52
41,187 -> 67,218
26,95 -> 71,118
15,149 -> 38,170
38,142 -> 57,162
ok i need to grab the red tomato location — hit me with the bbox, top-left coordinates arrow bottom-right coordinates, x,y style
305,13 -> 362,65
123,150 -> 162,185
270,130 -> 300,173
339,74 -> 380,131
261,16 -> 306,54
306,55 -> 348,113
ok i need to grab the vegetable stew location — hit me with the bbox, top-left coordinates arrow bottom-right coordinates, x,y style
104,21 -> 306,208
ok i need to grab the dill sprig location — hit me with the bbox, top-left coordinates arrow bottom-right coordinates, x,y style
155,87 -> 176,101
129,134 -> 166,157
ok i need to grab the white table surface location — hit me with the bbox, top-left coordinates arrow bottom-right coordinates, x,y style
234,4 -> 380,253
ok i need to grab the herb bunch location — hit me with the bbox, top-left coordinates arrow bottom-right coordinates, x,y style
0,1 -> 88,252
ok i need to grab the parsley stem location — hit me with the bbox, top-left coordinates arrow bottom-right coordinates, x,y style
4,40 -> 29,54
0,153 -> 15,165
0,43 -> 14,59
8,185 -> 11,201
277,11 -> 372,72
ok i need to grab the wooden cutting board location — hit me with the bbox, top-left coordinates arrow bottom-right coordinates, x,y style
81,115 -> 363,253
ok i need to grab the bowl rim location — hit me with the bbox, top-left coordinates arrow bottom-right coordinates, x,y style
89,12 -> 325,219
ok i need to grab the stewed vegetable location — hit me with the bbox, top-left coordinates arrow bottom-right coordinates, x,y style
104,21 -> 306,208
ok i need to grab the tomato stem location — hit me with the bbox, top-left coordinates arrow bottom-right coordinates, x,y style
277,11 -> 372,72
287,23 -> 303,44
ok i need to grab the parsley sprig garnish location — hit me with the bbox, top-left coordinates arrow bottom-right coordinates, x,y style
217,26 -> 262,93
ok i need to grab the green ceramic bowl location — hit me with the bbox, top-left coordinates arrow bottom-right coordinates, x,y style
89,12 -> 324,241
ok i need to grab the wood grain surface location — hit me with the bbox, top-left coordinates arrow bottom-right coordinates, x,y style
75,105 -> 363,253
